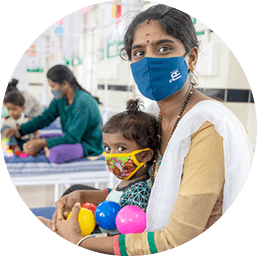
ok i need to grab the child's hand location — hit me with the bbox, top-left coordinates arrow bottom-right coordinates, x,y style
2,128 -> 16,139
23,139 -> 47,154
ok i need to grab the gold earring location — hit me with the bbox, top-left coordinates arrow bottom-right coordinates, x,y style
143,164 -> 146,168
191,66 -> 195,73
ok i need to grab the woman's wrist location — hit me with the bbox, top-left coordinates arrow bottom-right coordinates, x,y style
71,234 -> 84,245
39,138 -> 48,148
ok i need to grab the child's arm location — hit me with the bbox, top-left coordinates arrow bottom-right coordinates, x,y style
2,127 -> 17,139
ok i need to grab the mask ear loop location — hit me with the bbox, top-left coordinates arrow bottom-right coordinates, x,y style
123,162 -> 145,180
121,148 -> 151,180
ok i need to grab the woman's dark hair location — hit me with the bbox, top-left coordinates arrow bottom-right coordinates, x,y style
102,99 -> 159,166
47,64 -> 101,104
4,91 -> 25,107
121,4 -> 199,61
5,78 -> 19,95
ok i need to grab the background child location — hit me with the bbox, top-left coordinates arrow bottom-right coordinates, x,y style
1,91 -> 40,156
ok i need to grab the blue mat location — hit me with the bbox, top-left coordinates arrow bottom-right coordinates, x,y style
30,207 -> 56,220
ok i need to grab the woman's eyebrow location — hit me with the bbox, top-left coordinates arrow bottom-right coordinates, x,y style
131,44 -> 142,50
132,39 -> 175,50
156,39 -> 175,44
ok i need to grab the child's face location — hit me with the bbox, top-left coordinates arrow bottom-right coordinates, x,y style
5,102 -> 25,120
103,132 -> 151,180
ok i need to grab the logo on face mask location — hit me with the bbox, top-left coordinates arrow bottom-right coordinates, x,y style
169,68 -> 182,83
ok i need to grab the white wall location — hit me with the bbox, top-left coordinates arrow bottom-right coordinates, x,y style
9,1 -> 256,145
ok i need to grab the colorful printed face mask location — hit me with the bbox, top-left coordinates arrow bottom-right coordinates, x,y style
103,148 -> 150,180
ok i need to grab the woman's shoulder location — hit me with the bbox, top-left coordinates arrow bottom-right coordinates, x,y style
191,121 -> 217,140
75,90 -> 97,105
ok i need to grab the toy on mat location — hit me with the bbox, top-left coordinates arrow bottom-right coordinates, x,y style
20,153 -> 28,158
116,205 -> 147,234
94,201 -> 121,230
2,138 -> 13,157
1,138 -> 30,158
67,207 -> 95,236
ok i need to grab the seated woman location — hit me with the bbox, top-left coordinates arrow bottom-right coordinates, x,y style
6,64 -> 104,164
48,4 -> 253,255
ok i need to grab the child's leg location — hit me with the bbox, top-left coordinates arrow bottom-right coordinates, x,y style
48,143 -> 84,164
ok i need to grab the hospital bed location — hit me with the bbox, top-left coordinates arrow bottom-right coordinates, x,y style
4,116 -> 117,202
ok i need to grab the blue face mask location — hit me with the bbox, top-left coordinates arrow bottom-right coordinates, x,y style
131,56 -> 188,101
51,87 -> 63,100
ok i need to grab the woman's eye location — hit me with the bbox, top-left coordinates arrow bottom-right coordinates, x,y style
118,146 -> 125,152
133,50 -> 145,57
158,46 -> 172,53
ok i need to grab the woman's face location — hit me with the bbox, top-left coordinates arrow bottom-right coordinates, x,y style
48,78 -> 68,96
131,20 -> 188,63
48,79 -> 60,92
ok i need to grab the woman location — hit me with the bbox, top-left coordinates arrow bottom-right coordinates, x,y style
47,5 -> 253,254
6,64 -> 104,163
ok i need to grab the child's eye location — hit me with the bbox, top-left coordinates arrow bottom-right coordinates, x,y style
118,146 -> 125,152
105,146 -> 111,153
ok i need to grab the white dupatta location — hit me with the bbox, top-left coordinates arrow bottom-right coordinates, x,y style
145,100 -> 253,232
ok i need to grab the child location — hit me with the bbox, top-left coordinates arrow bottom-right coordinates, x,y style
102,99 -> 159,211
38,99 -> 159,235
1,91 -> 40,156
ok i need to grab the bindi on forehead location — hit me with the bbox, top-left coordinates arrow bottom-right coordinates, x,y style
145,20 -> 151,42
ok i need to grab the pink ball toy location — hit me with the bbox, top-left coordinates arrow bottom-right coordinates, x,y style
115,205 -> 147,234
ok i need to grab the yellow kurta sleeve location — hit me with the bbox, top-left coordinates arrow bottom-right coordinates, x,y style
122,121 -> 225,255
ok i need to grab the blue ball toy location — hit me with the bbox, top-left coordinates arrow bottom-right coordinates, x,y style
95,201 -> 122,230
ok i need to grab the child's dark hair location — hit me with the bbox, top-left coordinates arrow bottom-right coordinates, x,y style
4,91 -> 25,107
102,99 -> 159,166
6,78 -> 19,95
